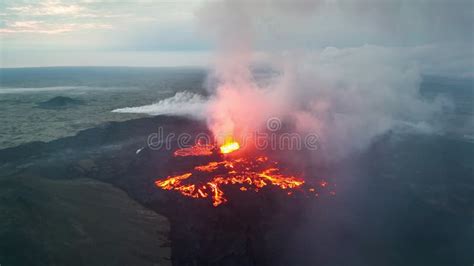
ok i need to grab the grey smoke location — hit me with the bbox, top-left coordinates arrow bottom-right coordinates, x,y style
197,0 -> 456,160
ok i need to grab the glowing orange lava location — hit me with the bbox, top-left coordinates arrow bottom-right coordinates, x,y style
219,137 -> 240,154
173,143 -> 214,157
155,141 -> 332,206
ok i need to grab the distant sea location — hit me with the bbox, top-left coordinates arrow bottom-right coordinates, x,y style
0,67 -> 472,149
0,67 -> 207,149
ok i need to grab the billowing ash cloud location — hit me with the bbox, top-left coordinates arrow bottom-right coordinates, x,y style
197,0 -> 451,160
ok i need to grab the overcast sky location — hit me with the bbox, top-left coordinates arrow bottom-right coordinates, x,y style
0,0 -> 472,76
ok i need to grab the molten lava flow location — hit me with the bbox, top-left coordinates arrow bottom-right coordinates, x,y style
156,154 -> 307,206
173,143 -> 214,157
154,138 -> 333,207
156,173 -> 192,189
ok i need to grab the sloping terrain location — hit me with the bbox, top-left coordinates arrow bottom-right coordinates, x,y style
0,175 -> 171,266
0,115 -> 472,266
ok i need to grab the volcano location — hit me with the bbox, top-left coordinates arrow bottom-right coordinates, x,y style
1,115 -> 471,266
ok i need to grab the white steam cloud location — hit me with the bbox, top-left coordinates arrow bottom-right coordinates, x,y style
112,91 -> 207,119
198,0 -> 449,160
112,0 -> 453,160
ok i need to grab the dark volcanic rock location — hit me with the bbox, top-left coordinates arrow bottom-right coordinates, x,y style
0,115 -> 472,266
0,175 -> 171,266
37,96 -> 84,109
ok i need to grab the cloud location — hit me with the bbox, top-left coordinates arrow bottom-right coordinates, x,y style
0,20 -> 112,34
0,0 -> 116,34
7,0 -> 85,16
0,0 -> 195,38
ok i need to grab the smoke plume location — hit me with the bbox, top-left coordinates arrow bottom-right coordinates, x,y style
198,0 -> 447,160
112,91 -> 207,119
